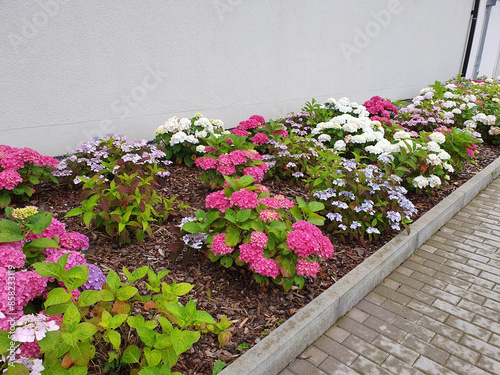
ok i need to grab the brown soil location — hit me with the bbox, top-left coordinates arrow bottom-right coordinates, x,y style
17,144 -> 500,374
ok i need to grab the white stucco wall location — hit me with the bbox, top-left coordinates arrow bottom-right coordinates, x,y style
0,0 -> 474,156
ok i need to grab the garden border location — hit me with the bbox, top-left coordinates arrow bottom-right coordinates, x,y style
219,155 -> 500,375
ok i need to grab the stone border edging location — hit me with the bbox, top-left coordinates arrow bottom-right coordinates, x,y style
219,156 -> 500,375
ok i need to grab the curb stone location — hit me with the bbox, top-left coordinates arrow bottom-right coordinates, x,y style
219,156 -> 500,375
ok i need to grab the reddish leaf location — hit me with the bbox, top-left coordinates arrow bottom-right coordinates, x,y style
218,330 -> 232,347
61,352 -> 74,369
112,300 -> 131,314
144,301 -> 157,309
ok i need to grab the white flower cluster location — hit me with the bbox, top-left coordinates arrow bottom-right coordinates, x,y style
312,114 -> 384,147
322,97 -> 370,117
473,113 -> 497,126
154,114 -> 225,147
412,174 -> 441,189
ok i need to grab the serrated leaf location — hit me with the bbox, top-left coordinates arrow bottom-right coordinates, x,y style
173,283 -> 193,296
225,226 -> 241,247
106,270 -> 121,290
144,347 -> 162,367
116,285 -> 138,301
45,288 -> 73,308
308,201 -> 324,212
171,329 -> 200,355
0,219 -> 23,242
105,330 -> 121,351
182,221 -> 202,233
63,303 -> 81,331
137,326 -> 157,346
236,209 -> 252,222
122,345 -> 141,364
78,290 -> 104,307
70,341 -> 93,366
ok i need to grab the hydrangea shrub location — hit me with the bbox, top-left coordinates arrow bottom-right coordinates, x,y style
0,145 -> 59,208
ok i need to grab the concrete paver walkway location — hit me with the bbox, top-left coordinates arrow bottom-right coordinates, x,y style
282,178 -> 500,375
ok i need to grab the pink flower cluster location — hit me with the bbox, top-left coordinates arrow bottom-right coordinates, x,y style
0,241 -> 25,269
0,145 -> 58,191
238,232 -> 280,278
252,133 -> 270,145
363,96 -> 398,118
287,220 -> 334,259
260,195 -> 295,210
206,190 -> 230,212
296,259 -> 320,277
259,209 -> 280,222
229,190 -> 259,209
211,233 -> 235,256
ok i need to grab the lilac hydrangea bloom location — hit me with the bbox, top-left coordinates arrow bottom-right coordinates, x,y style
81,264 -> 106,291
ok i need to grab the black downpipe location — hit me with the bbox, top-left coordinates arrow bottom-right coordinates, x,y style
461,0 -> 481,76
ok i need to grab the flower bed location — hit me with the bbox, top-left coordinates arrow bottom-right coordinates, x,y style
0,75 -> 499,374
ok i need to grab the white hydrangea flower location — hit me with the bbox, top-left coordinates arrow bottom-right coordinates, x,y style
464,120 -> 477,129
428,175 -> 441,188
196,145 -> 206,153
170,131 -> 188,146
194,117 -> 211,128
195,129 -> 208,138
444,92 -> 454,99
443,163 -> 454,172
485,78 -> 494,83
212,119 -> 224,127
437,150 -> 451,160
351,134 -> 367,143
318,134 -> 332,143
484,115 -> 497,125
427,153 -> 442,166
426,141 -> 441,153
452,108 -> 462,115
394,131 -> 411,140
342,122 -> 358,133
333,140 -> 346,151
429,132 -> 446,144
365,145 -> 384,155
412,175 -> 429,189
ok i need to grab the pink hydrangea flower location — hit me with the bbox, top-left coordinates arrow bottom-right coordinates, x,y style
59,232 -> 89,251
211,233 -> 235,256
260,197 -> 281,209
254,184 -> 269,193
12,313 -> 59,342
0,241 -> 26,269
0,169 -> 23,190
287,230 -> 320,257
273,129 -> 289,138
252,257 -> 280,278
238,242 -> 263,264
292,220 -> 322,237
19,341 -> 42,359
243,166 -> 265,182
231,128 -> 250,137
259,209 -> 280,222
204,146 -> 217,153
216,161 -> 236,175
317,236 -> 334,259
1,153 -> 25,170
38,155 -> 58,168
238,119 -> 260,130
296,259 -> 320,277
45,249 -> 87,271
249,115 -> 265,124
229,190 -> 259,209
274,194 -> 295,209
228,150 -> 248,165
195,157 -> 217,170
252,133 -> 270,145
25,218 -> 66,241
250,231 -> 267,247
206,190 -> 230,212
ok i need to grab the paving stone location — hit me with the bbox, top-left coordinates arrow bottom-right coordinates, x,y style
420,244 -> 437,253
364,291 -> 387,306
468,259 -> 500,275
431,334 -> 480,365
350,356 -> 392,375
445,315 -> 491,342
317,356 -> 360,375
443,259 -> 480,276
457,299 -> 500,321
404,260 -> 437,277
287,359 -> 328,375
469,284 -> 500,303
472,315 -> 500,335
373,285 -> 411,305
313,336 -> 358,366
484,238 -> 500,249
471,230 -> 500,243
456,272 -> 495,290
401,334 -> 450,365
346,307 -> 370,324
488,333 -> 500,348
336,317 -> 379,342
413,356 -> 457,375
278,369 -> 296,375
397,284 -> 436,305
455,249 -> 489,264
445,355 -> 490,375
411,270 -> 449,289
382,355 -> 426,375
324,325 -> 350,343
427,238 -> 455,250
477,355 -> 500,374
371,334 -> 419,365
342,333 -> 389,365
444,222 -> 475,234
476,248 -> 500,263
380,299 -> 422,323
300,345 -> 328,366
391,315 -> 435,342
356,300 -> 396,323
478,270 -> 500,285
395,265 -> 414,277
464,239 -> 498,252
433,271 -> 471,290
388,272 -> 425,290
460,334 -> 500,361
423,259 -> 459,276
487,258 -> 500,269
444,283 -> 486,305
408,300 -> 449,323
363,316 -> 406,343
421,285 -> 461,305
415,249 -> 447,264
432,299 -> 475,322
434,249 -> 468,264
382,278 -> 400,291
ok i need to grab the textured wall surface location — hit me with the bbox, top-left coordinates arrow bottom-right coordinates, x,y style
0,0 -> 475,155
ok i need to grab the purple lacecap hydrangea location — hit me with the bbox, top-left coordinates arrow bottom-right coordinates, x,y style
81,264 -> 106,291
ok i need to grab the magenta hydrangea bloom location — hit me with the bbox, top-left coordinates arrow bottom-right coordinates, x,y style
19,341 -> 41,359
211,233 -> 234,256
287,230 -> 320,257
0,241 -> 26,269
216,162 -> 236,176
274,194 -> 295,209
273,129 -> 289,138
0,169 -> 23,190
59,232 -> 89,251
238,119 -> 260,130
317,236 -> 334,258
1,153 -> 25,170
195,157 -> 217,170
229,190 -> 259,210
206,190 -> 230,212
230,128 -> 250,137
238,242 -> 263,264
252,257 -> 280,278
260,197 -> 281,209
249,115 -> 265,124
259,209 -> 280,222
252,133 -> 270,145
292,220 -> 322,237
228,150 -> 248,165
250,231 -> 267,247
296,259 -> 320,277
